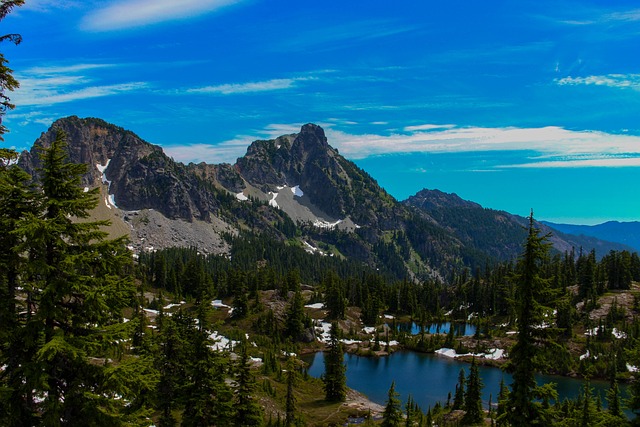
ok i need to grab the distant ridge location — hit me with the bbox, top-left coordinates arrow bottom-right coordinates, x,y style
541,220 -> 640,254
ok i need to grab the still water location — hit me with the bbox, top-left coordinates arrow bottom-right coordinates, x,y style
303,350 -> 628,412
389,322 -> 477,336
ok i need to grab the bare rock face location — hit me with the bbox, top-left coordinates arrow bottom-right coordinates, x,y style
19,116 -> 223,221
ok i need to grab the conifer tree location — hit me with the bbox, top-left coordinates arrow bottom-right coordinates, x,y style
453,368 -> 466,410
0,1 -> 24,140
506,212 -> 556,425
381,381 -> 403,427
234,344 -> 263,426
182,303 -> 233,427
285,290 -> 306,341
285,358 -> 297,427
323,322 -> 346,402
463,357 -> 484,425
6,131 -> 141,425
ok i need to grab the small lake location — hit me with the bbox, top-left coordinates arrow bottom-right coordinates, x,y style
387,321 -> 477,336
303,350 -> 628,413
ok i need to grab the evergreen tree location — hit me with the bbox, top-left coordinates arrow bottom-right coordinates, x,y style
323,322 -> 346,402
4,131 -> 141,425
381,381 -> 403,427
506,212 -> 556,425
463,357 -> 484,425
285,290 -> 306,341
234,344 -> 263,426
182,304 -> 233,427
453,368 -> 466,410
285,358 -> 297,427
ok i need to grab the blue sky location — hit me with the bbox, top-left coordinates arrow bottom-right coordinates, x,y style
3,0 -> 640,224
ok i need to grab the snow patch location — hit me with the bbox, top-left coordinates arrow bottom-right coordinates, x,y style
212,300 -> 230,309
580,350 -> 590,361
107,194 -> 118,209
208,330 -> 239,352
268,192 -> 279,208
315,321 -> 332,343
303,241 -> 326,256
627,364 -> 639,373
291,185 -> 304,197
363,326 -> 376,334
612,328 -> 627,339
313,219 -> 342,229
236,192 -> 248,201
435,347 -> 506,360
305,302 -> 325,309
84,187 -> 89,193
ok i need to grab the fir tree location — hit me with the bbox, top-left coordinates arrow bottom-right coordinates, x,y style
0,1 -> 24,140
463,357 -> 484,425
506,212 -> 556,425
285,358 -> 297,427
453,368 -> 466,410
5,131 -> 141,425
381,381 -> 403,427
323,322 -> 346,402
234,344 -> 263,426
285,290 -> 306,341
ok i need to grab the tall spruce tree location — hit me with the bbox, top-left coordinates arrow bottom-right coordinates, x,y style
1,131 -> 142,425
463,357 -> 484,425
323,322 -> 346,402
381,381 -> 403,427
0,0 -> 24,140
234,344 -> 263,426
453,368 -> 466,410
506,212 -> 556,425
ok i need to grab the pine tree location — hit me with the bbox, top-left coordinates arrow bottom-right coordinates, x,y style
463,357 -> 484,425
506,212 -> 556,425
453,368 -> 466,409
234,344 -> 263,426
7,131 -> 141,424
0,148 -> 39,425
182,303 -> 233,427
323,322 -> 346,402
285,290 -> 306,341
285,358 -> 297,427
381,381 -> 403,427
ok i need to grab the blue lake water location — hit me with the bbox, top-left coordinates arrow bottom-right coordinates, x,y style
388,322 -> 477,336
303,350 -> 628,414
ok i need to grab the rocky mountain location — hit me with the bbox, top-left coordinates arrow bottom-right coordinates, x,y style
404,189 -> 635,261
18,116 -> 633,280
542,220 -> 640,254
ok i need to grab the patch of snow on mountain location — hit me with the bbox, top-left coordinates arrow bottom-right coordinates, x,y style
627,364 -> 639,372
96,159 -> 112,188
291,185 -> 304,197
236,192 -> 248,201
268,192 -> 279,208
212,300 -> 230,309
305,302 -> 324,309
84,187 -> 89,193
104,197 -> 111,209
108,194 -> 118,209
313,219 -> 342,229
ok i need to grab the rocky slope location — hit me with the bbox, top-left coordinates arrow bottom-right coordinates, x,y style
18,116 -> 633,279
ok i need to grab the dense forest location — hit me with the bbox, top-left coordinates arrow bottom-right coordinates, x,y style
4,4 -> 640,425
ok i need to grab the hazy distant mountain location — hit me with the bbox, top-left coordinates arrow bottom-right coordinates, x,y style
18,116 -> 633,280
542,221 -> 640,254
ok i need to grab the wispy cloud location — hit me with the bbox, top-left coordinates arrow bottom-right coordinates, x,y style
186,77 -> 315,95
325,125 -> 640,161
81,0 -> 243,32
163,122 -> 640,169
556,74 -> 640,90
12,63 -> 147,107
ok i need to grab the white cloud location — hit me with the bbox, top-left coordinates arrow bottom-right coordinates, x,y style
325,125 -> 640,160
404,124 -> 456,132
82,0 -> 242,31
162,123 -> 640,169
187,78 -> 305,95
556,74 -> 640,90
12,62 -> 147,108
